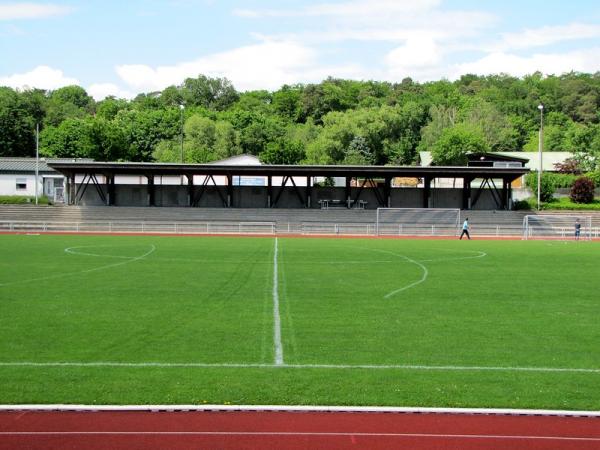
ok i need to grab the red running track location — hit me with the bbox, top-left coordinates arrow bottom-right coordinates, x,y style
1,409 -> 600,450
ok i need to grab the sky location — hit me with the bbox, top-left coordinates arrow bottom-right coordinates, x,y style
1,0 -> 600,100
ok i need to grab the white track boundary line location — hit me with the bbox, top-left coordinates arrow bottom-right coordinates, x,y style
1,404 -> 600,417
273,237 -> 284,365
1,361 -> 599,373
0,431 -> 599,441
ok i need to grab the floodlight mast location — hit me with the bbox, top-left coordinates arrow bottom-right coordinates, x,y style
179,104 -> 185,164
35,123 -> 39,205
537,104 -> 544,211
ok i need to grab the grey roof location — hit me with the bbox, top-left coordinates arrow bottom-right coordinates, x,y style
0,157 -> 93,174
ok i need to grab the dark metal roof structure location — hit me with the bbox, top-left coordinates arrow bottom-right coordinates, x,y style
48,161 -> 528,180
468,152 -> 529,163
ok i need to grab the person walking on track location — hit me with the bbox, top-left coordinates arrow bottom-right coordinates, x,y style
460,218 -> 471,240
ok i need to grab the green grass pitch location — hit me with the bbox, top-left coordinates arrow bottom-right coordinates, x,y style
1,233 -> 599,409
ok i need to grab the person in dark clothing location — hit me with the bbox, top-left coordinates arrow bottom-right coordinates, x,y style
575,219 -> 581,240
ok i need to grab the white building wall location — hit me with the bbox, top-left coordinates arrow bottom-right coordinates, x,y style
0,174 -> 40,196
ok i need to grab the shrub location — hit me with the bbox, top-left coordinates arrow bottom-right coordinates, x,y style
512,199 -> 532,210
0,196 -> 49,205
553,157 -> 582,174
570,177 -> 596,204
550,173 -> 578,188
585,171 -> 600,186
525,172 -> 555,202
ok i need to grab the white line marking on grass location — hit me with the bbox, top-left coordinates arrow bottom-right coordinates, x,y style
0,245 -> 156,287
366,248 -> 428,299
419,250 -> 487,263
1,431 -> 599,441
64,245 -> 140,259
273,237 -> 284,365
1,361 -> 599,373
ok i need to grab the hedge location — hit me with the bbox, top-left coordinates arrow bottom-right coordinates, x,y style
518,197 -> 600,211
0,196 -> 50,205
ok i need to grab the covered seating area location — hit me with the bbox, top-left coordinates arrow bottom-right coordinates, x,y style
48,162 -> 529,210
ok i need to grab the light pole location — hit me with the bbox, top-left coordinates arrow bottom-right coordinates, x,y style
179,104 -> 185,163
35,123 -> 39,205
537,104 -> 544,210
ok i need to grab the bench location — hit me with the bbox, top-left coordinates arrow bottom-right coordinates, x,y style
318,199 -> 368,209
319,199 -> 353,209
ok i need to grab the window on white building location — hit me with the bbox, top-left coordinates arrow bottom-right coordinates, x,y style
16,178 -> 27,191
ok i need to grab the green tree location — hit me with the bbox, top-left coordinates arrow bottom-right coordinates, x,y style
213,120 -> 241,159
46,85 -> 94,126
260,140 -> 306,164
343,136 -> 373,165
96,97 -> 129,120
116,108 -> 180,161
159,85 -> 184,108
418,104 -> 457,152
87,118 -> 129,161
272,84 -> 303,121
0,87 -> 36,156
431,124 -> 489,165
300,78 -> 359,123
181,75 -> 239,110
39,118 -> 94,158
459,98 -> 519,151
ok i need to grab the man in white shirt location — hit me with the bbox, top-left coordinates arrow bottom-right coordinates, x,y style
459,218 -> 471,240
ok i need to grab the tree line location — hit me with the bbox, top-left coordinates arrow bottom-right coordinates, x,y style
1,72 -> 600,171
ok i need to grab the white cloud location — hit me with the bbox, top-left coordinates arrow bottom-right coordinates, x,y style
385,35 -> 442,73
492,23 -> 600,52
0,65 -> 79,90
115,40 -> 364,92
450,48 -> 600,79
0,3 -> 73,20
87,83 -> 134,101
234,0 -> 441,20
236,0 -> 496,84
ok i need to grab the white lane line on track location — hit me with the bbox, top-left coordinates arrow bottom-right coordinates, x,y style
1,431 -> 599,441
0,245 -> 156,287
2,404 -> 600,417
273,237 -> 284,365
1,361 -> 599,373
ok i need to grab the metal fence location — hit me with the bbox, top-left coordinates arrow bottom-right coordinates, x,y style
0,220 -> 538,237
0,221 -> 277,235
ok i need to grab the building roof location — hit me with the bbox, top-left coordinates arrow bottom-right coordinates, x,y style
210,154 -> 261,166
0,157 -> 93,174
495,152 -> 573,171
419,151 -> 573,171
468,152 -> 529,163
48,161 -> 529,182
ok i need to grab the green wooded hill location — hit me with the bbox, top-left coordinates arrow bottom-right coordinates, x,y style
2,72 -> 600,171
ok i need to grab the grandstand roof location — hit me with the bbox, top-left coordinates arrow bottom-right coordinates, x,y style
48,161 -> 528,181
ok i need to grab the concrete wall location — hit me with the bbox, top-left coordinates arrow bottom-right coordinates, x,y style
75,183 -> 511,210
